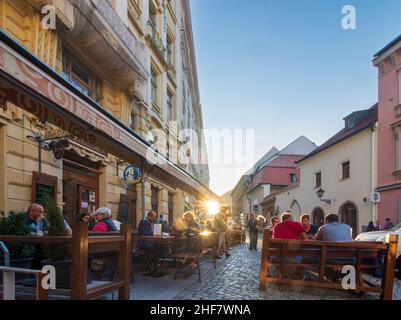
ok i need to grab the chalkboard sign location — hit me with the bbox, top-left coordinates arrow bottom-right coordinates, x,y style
31,172 -> 57,206
118,194 -> 130,224
35,184 -> 56,207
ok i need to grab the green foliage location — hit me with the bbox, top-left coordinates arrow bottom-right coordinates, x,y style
43,196 -> 70,261
0,211 -> 35,260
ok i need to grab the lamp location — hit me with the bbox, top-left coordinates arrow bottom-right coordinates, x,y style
316,188 -> 331,205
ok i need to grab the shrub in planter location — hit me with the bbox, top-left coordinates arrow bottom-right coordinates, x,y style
0,211 -> 35,282
41,197 -> 71,289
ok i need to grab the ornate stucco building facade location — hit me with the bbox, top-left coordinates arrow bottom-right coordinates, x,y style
0,0 -> 211,227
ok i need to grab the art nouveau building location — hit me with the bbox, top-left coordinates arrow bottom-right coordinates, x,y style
0,0 -> 211,227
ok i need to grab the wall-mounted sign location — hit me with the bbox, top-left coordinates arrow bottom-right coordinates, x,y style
123,165 -> 142,185
369,192 -> 381,203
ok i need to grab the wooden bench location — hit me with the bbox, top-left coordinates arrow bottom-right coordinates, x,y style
259,229 -> 398,300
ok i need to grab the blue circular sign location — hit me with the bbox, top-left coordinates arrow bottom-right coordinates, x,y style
123,165 -> 142,185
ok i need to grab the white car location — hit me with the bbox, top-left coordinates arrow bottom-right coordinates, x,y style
356,222 -> 401,276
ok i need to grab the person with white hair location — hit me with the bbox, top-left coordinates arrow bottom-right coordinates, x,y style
91,207 -> 117,232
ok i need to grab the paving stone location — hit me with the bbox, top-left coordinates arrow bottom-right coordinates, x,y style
173,241 -> 401,300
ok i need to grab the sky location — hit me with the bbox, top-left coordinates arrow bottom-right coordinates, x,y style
189,0 -> 401,196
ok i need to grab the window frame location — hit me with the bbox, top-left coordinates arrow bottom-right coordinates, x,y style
341,161 -> 351,180
315,172 -> 322,188
61,45 -> 103,104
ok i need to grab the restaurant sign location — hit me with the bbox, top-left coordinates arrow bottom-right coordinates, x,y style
123,165 -> 142,185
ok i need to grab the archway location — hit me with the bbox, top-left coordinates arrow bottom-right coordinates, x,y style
290,200 -> 301,219
311,207 -> 325,228
339,202 -> 358,238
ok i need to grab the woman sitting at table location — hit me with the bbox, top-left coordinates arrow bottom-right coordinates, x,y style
91,207 -> 117,232
183,211 -> 202,253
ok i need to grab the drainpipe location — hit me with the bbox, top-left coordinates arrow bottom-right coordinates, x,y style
371,122 -> 378,224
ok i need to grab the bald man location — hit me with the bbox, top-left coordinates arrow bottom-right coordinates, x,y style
25,203 -> 48,235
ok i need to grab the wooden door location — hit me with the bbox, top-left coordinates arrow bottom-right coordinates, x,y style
341,203 -> 358,238
63,179 -> 76,225
312,208 -> 325,228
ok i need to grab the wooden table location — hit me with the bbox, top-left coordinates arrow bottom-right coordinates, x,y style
133,235 -> 186,277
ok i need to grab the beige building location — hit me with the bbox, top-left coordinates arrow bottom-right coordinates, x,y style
0,0 -> 212,227
262,105 -> 378,237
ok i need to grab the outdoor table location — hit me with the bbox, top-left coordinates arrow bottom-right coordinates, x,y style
133,235 -> 186,277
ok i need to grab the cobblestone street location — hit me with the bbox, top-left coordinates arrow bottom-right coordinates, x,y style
174,241 -> 401,300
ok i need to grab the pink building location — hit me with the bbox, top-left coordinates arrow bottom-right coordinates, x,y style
374,35 -> 401,227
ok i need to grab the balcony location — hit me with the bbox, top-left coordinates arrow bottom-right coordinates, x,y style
48,0 -> 149,96
146,20 -> 168,66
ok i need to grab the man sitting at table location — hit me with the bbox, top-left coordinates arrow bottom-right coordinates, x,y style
138,211 -> 168,267
24,203 -> 49,269
272,211 -> 307,240
24,203 -> 48,235
314,214 -> 353,241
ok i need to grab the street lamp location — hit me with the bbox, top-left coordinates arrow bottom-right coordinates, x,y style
316,188 -> 331,205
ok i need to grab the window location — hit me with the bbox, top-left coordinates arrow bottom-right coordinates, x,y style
315,172 -> 321,188
342,161 -> 350,180
253,205 -> 259,213
167,90 -> 175,121
62,46 -> 102,104
151,185 -> 159,213
151,68 -> 158,105
289,173 -> 297,184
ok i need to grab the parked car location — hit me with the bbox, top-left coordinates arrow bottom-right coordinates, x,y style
356,222 -> 401,277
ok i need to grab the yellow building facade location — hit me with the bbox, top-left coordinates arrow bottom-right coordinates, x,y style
0,0 -> 211,227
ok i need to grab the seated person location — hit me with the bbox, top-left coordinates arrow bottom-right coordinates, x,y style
272,212 -> 307,240
314,214 -> 354,281
183,211 -> 202,269
24,203 -> 48,235
300,214 -> 318,240
138,211 -> 168,266
314,214 -> 353,241
270,212 -> 306,278
24,203 -> 48,269
91,208 -> 117,232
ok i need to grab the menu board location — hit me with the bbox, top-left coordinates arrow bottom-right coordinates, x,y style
35,184 -> 56,207
118,194 -> 130,224
31,172 -> 58,206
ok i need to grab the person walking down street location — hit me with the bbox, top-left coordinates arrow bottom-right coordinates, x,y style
213,206 -> 231,259
246,214 -> 259,250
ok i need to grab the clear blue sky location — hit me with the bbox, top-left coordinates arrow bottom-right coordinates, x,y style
189,0 -> 401,196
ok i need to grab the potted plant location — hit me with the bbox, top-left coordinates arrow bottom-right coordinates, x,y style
41,197 -> 71,289
0,211 -> 35,283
